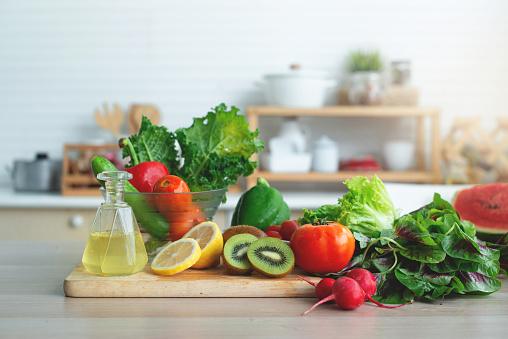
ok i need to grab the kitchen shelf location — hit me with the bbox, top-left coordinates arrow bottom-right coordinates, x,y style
246,106 -> 442,188
61,144 -> 120,196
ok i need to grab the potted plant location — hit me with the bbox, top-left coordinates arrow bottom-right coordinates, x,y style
346,49 -> 384,105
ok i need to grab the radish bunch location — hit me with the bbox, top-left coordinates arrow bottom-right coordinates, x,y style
298,268 -> 412,315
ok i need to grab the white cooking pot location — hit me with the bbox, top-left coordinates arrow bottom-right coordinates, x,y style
258,65 -> 337,108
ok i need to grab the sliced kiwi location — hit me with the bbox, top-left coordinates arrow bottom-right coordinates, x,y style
247,237 -> 295,278
222,225 -> 267,245
222,233 -> 259,275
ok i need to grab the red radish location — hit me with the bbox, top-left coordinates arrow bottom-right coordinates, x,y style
302,277 -> 365,315
297,276 -> 335,300
346,268 -> 377,299
346,268 -> 413,309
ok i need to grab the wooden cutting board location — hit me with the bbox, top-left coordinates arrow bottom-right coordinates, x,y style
64,264 -> 321,298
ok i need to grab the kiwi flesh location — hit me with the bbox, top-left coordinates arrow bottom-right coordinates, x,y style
222,233 -> 259,275
222,225 -> 267,245
247,237 -> 295,278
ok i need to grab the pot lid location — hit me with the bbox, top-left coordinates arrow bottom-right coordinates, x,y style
264,64 -> 330,80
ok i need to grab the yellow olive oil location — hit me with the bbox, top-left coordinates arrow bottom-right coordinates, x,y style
82,231 -> 148,276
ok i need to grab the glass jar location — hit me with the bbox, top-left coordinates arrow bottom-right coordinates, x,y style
348,71 -> 383,105
391,60 -> 411,86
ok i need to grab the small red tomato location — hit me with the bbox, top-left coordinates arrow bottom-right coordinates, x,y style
280,219 -> 299,240
265,225 -> 282,233
153,175 -> 193,241
266,230 -> 283,239
290,222 -> 355,275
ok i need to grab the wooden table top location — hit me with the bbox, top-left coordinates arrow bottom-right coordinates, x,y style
1,241 -> 507,338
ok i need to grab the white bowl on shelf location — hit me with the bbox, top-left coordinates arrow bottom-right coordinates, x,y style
261,152 -> 312,173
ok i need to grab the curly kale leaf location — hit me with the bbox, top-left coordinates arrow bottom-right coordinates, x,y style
174,103 -> 264,191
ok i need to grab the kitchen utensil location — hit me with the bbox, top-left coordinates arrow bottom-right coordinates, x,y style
64,265 -> 319,297
128,105 -> 161,135
259,64 -> 337,108
95,104 -> 124,138
277,117 -> 311,153
383,140 -> 415,171
9,153 -> 62,192
311,135 -> 339,173
82,171 -> 148,276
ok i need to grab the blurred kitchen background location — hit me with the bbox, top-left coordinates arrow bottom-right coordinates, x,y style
1,0 -> 508,189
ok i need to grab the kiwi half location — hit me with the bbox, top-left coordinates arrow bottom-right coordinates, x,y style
247,237 -> 295,278
222,233 -> 259,275
222,225 -> 267,245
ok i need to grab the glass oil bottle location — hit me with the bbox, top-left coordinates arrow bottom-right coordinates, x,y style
82,171 -> 148,276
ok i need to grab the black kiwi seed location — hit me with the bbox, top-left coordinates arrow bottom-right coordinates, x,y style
222,233 -> 259,275
247,237 -> 295,278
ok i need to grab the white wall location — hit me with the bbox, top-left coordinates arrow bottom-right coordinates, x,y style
1,0 -> 507,185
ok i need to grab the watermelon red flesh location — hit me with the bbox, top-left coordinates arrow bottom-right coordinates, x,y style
452,183 -> 508,235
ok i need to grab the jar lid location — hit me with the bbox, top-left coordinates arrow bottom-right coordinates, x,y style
312,135 -> 338,150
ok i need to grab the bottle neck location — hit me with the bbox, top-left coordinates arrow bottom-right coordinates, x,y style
104,180 -> 127,206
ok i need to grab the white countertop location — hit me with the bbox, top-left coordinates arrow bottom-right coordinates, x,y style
0,183 -> 471,214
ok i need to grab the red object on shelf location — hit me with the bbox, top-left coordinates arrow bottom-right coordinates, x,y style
340,156 -> 381,171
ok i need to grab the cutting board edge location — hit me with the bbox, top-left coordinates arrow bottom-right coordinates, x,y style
64,264 -> 322,298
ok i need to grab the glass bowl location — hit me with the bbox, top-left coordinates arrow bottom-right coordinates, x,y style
123,188 -> 227,255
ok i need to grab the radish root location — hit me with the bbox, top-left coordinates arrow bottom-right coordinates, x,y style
301,294 -> 334,316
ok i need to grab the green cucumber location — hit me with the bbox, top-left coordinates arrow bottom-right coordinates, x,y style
91,155 -> 169,239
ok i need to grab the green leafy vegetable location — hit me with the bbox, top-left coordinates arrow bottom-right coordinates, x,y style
299,175 -> 398,238
120,117 -> 179,171
120,103 -> 264,193
323,193 -> 503,304
175,104 -> 264,191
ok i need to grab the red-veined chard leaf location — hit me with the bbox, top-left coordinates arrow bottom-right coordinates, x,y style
457,271 -> 502,295
441,226 -> 500,263
399,243 -> 447,263
393,215 -> 436,245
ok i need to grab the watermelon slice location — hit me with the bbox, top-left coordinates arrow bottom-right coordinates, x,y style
452,183 -> 508,242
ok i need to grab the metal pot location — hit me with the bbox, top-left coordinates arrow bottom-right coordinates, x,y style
259,65 -> 337,108
8,153 -> 62,192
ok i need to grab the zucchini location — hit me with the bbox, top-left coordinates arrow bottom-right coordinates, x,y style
91,156 -> 169,239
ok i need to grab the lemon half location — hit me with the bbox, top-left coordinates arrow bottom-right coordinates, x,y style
182,221 -> 223,269
151,238 -> 202,276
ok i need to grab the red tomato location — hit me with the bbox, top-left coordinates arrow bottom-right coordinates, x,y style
153,175 -> 194,241
289,222 -> 355,275
280,219 -> 299,240
266,230 -> 283,239
265,225 -> 282,233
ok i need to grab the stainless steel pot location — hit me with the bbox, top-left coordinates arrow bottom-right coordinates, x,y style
9,153 -> 62,192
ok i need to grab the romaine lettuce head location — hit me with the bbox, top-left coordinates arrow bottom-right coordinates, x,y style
338,175 -> 398,237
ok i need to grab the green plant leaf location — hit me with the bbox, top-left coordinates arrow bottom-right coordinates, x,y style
399,243 -> 447,264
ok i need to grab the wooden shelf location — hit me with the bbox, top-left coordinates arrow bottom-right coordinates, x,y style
61,144 -> 120,196
246,106 -> 442,188
255,170 -> 436,184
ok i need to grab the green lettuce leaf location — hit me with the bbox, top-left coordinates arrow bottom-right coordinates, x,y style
338,175 -> 398,238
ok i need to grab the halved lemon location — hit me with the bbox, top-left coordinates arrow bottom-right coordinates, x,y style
151,238 -> 202,276
182,221 -> 223,269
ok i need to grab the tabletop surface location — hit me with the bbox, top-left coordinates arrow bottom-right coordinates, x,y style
1,241 -> 507,338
